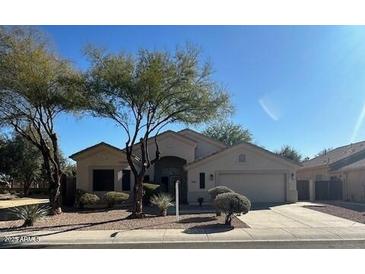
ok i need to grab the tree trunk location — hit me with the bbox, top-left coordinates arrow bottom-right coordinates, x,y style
49,133 -> 63,215
225,213 -> 232,226
23,181 -> 32,197
132,176 -> 144,218
49,172 -> 62,215
40,148 -> 62,215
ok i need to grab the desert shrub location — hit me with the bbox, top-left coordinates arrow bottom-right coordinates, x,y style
150,193 -> 174,216
208,186 -> 234,216
9,204 -> 50,227
79,193 -> 100,208
197,197 -> 204,206
103,191 -> 129,208
215,192 -> 251,226
143,183 -> 160,205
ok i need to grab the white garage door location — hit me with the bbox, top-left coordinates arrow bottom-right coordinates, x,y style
218,173 -> 286,202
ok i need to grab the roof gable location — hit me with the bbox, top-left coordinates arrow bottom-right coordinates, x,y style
186,141 -> 301,169
178,128 -> 227,148
69,142 -> 123,160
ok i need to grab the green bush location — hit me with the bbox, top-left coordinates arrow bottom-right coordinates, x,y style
9,204 -> 50,227
143,183 -> 160,205
208,186 -> 234,200
208,186 -> 234,216
79,193 -> 100,208
215,192 -> 251,226
150,193 -> 174,216
103,191 -> 129,208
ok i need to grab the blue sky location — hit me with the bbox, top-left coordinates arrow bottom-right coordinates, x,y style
40,26 -> 365,160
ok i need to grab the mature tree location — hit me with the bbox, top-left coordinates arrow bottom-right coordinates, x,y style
82,46 -> 231,218
276,145 -> 302,163
0,132 -> 44,195
203,120 -> 252,146
0,27 -> 82,214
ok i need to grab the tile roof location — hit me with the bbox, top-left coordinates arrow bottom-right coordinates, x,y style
302,140 -> 365,169
186,140 -> 302,168
337,158 -> 365,171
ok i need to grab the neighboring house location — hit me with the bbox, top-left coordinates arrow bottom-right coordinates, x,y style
297,141 -> 365,202
70,129 -> 300,204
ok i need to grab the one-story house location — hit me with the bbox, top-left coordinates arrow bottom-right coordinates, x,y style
297,141 -> 365,202
69,129 -> 300,204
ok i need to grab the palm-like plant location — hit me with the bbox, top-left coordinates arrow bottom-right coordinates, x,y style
150,193 -> 174,216
9,204 -> 50,227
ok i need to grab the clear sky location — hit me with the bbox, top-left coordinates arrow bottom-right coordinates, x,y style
40,26 -> 365,160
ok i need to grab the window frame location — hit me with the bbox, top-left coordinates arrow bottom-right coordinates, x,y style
122,169 -> 131,191
93,169 -> 115,192
199,172 -> 206,189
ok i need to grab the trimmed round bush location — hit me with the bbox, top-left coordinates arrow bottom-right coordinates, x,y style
103,191 -> 129,208
208,186 -> 234,216
215,192 -> 251,226
208,186 -> 234,200
143,183 -> 160,205
79,193 -> 100,208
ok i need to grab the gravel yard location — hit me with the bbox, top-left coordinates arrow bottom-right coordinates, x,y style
305,202 -> 365,224
0,207 -> 248,232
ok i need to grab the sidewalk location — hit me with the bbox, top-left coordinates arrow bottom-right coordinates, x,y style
2,225 -> 365,247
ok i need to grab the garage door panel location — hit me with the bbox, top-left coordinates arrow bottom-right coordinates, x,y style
218,173 -> 285,203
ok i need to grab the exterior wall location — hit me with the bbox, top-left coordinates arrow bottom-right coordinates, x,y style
296,166 -> 330,181
179,130 -> 225,159
74,146 -> 132,196
343,169 -> 365,202
297,166 -> 346,200
186,144 -> 298,204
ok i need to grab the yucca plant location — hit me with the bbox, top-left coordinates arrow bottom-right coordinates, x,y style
150,193 -> 174,216
9,204 -> 50,227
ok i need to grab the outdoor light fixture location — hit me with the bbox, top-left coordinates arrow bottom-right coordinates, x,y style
210,174 -> 214,181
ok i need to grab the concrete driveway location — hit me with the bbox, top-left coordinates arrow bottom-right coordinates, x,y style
234,202 -> 365,241
239,202 -> 365,229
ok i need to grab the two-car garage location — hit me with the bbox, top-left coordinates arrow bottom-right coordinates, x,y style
217,172 -> 286,203
186,142 -> 300,204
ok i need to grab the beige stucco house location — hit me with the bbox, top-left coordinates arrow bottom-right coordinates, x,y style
297,141 -> 365,202
70,129 -> 300,204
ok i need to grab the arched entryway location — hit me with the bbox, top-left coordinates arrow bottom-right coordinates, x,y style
154,156 -> 188,203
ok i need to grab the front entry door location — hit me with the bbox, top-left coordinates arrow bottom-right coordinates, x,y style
159,175 -> 187,204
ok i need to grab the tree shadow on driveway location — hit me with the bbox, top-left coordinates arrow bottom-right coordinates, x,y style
183,223 -> 234,234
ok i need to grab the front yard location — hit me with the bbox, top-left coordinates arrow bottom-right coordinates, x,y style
0,207 -> 248,232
